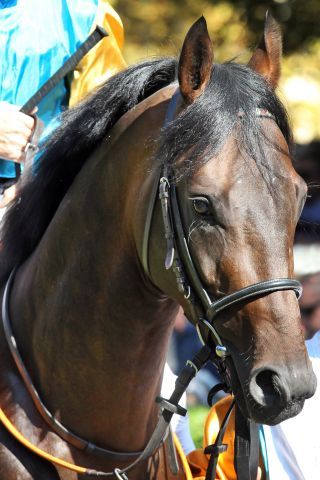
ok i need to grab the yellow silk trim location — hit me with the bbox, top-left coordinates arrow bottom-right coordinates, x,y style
69,0 -> 127,106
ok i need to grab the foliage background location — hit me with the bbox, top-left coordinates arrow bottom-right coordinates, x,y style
110,0 -> 320,143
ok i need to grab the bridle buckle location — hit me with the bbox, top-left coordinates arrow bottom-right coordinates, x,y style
114,468 -> 128,479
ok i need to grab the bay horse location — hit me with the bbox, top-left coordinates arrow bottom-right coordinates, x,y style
0,15 -> 316,480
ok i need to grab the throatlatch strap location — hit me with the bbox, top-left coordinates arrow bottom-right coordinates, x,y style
234,404 -> 260,480
158,345 -> 213,424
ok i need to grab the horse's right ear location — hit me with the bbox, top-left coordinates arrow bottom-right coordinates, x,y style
178,17 -> 213,104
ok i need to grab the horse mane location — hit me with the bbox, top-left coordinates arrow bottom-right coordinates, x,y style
0,58 -> 292,284
0,58 -> 178,283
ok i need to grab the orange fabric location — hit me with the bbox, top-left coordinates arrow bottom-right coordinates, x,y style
185,396 -> 237,480
174,433 -> 194,480
184,396 -> 265,480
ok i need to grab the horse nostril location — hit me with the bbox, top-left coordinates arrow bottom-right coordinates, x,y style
250,369 -> 290,408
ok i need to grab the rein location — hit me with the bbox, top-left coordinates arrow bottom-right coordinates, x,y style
1,266 -> 215,478
0,88 -> 302,479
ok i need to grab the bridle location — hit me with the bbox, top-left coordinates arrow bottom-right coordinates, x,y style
143,88 -> 302,358
158,174 -> 301,353
1,87 -> 302,479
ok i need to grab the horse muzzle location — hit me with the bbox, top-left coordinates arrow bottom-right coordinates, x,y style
227,353 -> 317,425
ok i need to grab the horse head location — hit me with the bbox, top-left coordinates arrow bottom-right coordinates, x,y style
149,15 -> 316,425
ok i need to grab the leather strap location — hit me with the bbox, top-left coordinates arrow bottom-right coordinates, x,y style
1,268 -> 213,476
234,404 -> 260,480
141,87 -> 180,278
205,398 -> 235,480
206,278 -> 302,321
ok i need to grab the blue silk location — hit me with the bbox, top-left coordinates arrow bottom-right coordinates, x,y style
0,0 -> 98,177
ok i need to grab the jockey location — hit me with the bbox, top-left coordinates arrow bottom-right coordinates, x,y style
0,0 -> 126,200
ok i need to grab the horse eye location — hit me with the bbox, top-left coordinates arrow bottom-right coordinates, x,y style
192,197 -> 210,215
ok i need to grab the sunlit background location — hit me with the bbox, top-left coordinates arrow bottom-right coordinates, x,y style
111,0 -> 320,143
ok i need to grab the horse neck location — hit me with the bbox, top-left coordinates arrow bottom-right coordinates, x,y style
11,88 -> 179,452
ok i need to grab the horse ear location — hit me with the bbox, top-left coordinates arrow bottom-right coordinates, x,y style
178,17 -> 213,104
248,11 -> 282,89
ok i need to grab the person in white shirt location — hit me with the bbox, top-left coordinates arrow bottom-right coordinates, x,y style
263,247 -> 320,480
161,363 -> 195,455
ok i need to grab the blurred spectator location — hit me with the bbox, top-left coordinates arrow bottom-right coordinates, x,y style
300,272 -> 320,340
294,141 -> 320,242
262,244 -> 320,479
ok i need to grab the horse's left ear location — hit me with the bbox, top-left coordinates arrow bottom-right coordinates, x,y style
248,11 -> 282,89
178,17 -> 213,104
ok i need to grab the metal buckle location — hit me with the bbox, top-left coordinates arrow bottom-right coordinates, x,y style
196,319 -> 229,357
114,468 -> 128,479
186,359 -> 199,374
159,176 -> 175,270
199,318 -> 225,348
215,345 -> 228,358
